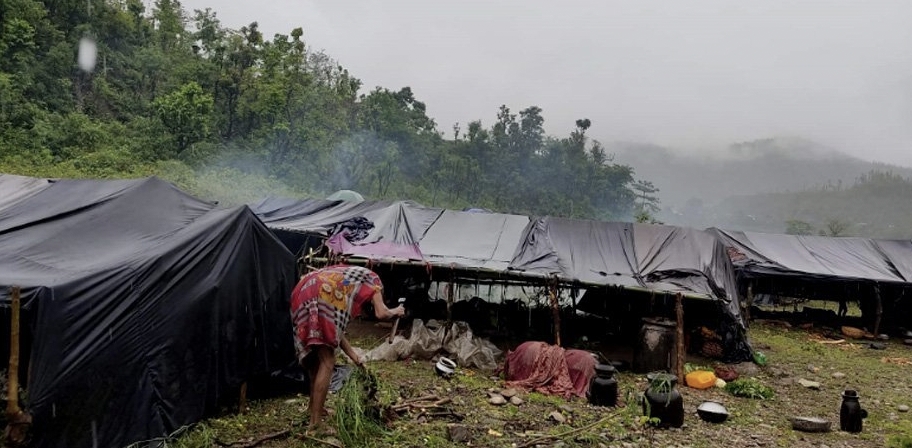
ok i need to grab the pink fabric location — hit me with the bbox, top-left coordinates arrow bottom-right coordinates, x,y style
326,233 -> 424,260
504,341 -> 585,399
564,349 -> 597,397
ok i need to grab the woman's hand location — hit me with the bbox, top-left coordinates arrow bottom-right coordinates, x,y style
392,305 -> 406,318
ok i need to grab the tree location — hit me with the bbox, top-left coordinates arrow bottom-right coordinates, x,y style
785,220 -> 814,235
154,81 -> 213,154
631,180 -> 661,214
820,218 -> 851,237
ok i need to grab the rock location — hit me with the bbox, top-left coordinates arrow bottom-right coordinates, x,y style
549,411 -> 566,423
558,404 -> 574,414
869,342 -> 888,350
831,372 -> 846,379
899,405 -> 909,412
732,362 -> 759,376
500,387 -> 519,398
807,364 -> 820,373
798,379 -> 822,390
510,396 -> 524,406
447,425 -> 471,443
488,394 -> 506,405
768,366 -> 790,378
904,339 -> 912,346
878,334 -> 890,341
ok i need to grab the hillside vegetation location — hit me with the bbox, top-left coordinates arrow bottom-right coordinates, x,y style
1,0 -> 650,219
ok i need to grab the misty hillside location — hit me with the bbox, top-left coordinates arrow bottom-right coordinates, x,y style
612,137 -> 912,237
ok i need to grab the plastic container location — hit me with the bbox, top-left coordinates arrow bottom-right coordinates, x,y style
685,370 -> 717,390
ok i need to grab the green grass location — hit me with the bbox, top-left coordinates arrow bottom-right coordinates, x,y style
169,322 -> 912,447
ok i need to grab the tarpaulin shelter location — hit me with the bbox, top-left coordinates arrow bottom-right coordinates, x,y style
0,175 -> 296,448
510,218 -> 742,308
251,198 -> 752,359
251,198 -> 532,280
709,228 -> 912,330
508,217 -> 752,360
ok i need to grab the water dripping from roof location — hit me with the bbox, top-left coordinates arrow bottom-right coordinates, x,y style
78,36 -> 97,73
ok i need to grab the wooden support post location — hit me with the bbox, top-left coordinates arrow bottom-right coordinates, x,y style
5,286 -> 32,447
443,281 -> 454,348
549,281 -> 561,347
745,283 -> 753,329
873,283 -> 883,336
7,287 -> 21,418
674,292 -> 685,381
239,382 -> 248,414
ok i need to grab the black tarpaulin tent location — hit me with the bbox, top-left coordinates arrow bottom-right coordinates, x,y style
510,218 -> 742,305
509,217 -> 751,359
419,210 -> 530,271
0,175 -> 296,448
709,228 -> 912,330
252,198 -> 531,278
709,229 -> 911,284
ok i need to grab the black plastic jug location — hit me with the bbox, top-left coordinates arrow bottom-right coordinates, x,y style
840,389 -> 868,433
589,363 -> 618,407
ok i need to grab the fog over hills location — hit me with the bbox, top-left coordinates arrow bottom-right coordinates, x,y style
611,137 -> 912,237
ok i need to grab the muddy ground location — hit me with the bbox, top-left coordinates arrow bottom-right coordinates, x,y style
176,321 -> 912,448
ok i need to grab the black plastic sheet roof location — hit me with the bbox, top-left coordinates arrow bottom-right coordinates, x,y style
0,175 -> 296,448
710,228 -> 912,285
509,217 -> 743,321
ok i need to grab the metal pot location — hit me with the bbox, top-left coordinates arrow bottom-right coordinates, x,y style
435,357 -> 457,378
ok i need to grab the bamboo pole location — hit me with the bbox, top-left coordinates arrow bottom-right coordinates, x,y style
674,292 -> 685,381
549,281 -> 561,347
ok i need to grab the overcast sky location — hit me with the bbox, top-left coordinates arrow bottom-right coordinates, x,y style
177,0 -> 912,165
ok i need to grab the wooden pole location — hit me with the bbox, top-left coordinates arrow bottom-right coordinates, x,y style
674,292 -> 685,381
873,283 -> 883,336
745,283 -> 753,329
442,281 -> 454,347
239,382 -> 248,414
5,286 -> 31,447
549,281 -> 561,347
7,286 -> 21,417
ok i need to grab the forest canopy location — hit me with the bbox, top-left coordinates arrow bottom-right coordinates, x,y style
0,0 -> 655,219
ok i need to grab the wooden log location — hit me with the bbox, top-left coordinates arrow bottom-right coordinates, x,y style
674,292 -> 685,381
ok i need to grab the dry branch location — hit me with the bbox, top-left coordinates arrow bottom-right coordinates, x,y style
517,414 -> 618,448
216,429 -> 291,448
298,433 -> 343,448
